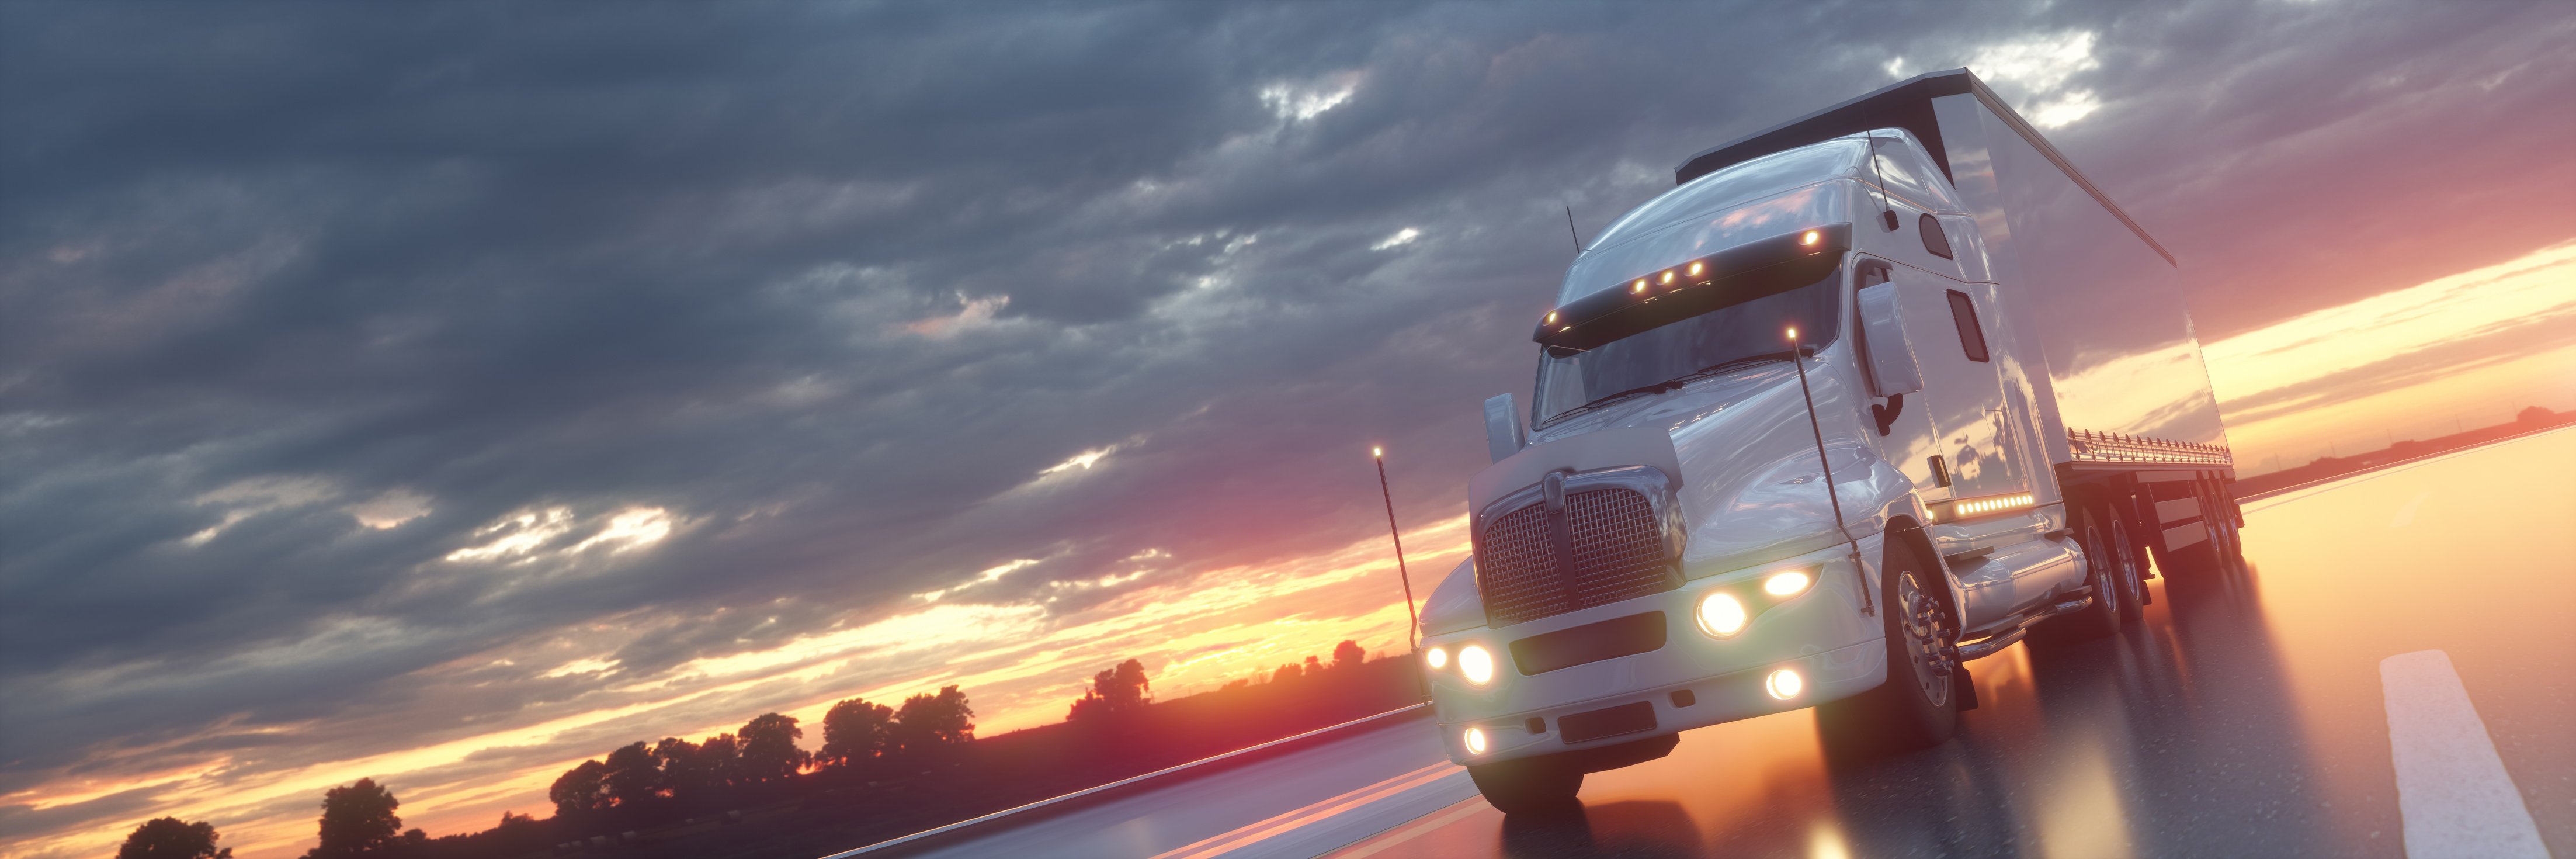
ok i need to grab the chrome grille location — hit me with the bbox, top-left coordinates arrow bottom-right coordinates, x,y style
1476,487 -> 1675,625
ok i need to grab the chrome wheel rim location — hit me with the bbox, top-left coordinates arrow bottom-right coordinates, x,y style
1897,570 -> 1953,706
2085,524 -> 2117,616
2109,517 -> 2138,605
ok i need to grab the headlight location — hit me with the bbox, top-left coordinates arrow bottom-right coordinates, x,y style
1763,570 -> 1813,597
1766,667 -> 1804,700
1459,644 -> 1496,686
1424,647 -> 1449,669
1697,592 -> 1748,637
1463,726 -> 1489,755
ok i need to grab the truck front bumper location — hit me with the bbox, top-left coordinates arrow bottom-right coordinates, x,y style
1422,542 -> 1888,766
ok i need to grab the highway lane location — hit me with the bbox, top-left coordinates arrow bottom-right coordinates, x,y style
904,426 -> 2575,858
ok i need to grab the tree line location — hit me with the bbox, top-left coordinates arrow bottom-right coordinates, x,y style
548,684 -> 975,827
115,640 -> 1378,857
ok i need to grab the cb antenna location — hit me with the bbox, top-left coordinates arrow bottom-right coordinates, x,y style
1865,131 -> 1899,231
1786,327 -> 1874,616
1564,206 -> 1585,253
1372,446 -> 1422,651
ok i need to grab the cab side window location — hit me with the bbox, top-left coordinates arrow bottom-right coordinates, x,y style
1945,289 -> 1990,362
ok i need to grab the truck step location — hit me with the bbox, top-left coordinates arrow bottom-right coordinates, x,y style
1954,589 -> 2094,661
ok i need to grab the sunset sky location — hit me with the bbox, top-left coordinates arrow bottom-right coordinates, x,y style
5,2 -> 2574,857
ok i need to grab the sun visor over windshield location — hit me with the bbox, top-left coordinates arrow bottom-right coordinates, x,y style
1533,224 -> 1849,356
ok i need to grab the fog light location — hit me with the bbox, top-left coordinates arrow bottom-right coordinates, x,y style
1763,570 -> 1813,597
1463,726 -> 1489,755
1424,647 -> 1448,670
1459,644 -> 1496,686
1697,591 -> 1748,638
1766,668 -> 1804,700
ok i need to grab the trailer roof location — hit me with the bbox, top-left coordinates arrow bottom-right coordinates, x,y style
1674,68 -> 2174,266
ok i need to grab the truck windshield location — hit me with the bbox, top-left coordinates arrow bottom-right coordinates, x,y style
1532,267 -> 1842,425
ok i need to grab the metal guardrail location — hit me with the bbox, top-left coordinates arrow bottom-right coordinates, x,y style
2066,429 -> 2232,466
818,703 -> 1432,858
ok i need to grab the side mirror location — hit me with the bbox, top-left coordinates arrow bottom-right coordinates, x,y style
1483,394 -> 1527,463
1856,282 -> 1922,397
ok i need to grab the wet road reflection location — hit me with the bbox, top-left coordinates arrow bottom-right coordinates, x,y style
1328,428 -> 2575,858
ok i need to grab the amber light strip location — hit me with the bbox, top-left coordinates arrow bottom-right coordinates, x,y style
1936,491 -> 2035,522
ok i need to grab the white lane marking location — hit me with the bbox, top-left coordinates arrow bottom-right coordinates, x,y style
2379,650 -> 2549,859
2389,491 -> 2428,528
1328,798 -> 1490,859
1148,760 -> 1464,859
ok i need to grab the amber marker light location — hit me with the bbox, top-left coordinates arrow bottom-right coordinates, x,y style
1424,647 -> 1449,669
1544,311 -> 1558,324
1688,261 -> 1704,276
1786,326 -> 1799,341
1463,726 -> 1490,755
1800,229 -> 1821,245
1372,446 -> 1383,458
1661,270 -> 1675,285
1632,279 -> 1648,293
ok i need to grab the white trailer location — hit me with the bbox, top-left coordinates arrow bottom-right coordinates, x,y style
1417,68 -> 2248,813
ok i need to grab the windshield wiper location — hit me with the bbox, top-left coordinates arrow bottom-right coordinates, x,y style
1550,351 -> 1799,423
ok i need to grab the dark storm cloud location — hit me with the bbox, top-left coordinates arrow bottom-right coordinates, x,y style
5,0 -> 2573,849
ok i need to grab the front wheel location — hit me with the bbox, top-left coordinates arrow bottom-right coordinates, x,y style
1467,756 -> 1582,815
1817,540 -> 1959,756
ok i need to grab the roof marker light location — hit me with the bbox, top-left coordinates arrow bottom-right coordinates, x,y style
1661,271 -> 1674,285
1633,279 -> 1648,293
1688,261 -> 1704,276
1545,311 -> 1557,324
1801,229 -> 1821,246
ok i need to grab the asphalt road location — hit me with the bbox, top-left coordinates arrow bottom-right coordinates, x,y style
907,425 -> 2576,858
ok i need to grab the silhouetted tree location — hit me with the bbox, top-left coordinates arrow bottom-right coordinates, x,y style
1304,655 -> 1323,674
1272,662 -> 1301,683
303,778 -> 402,858
893,685 -> 975,761
737,713 -> 810,783
1332,640 -> 1366,671
652,736 -> 716,798
548,759 -> 612,819
1066,659 -> 1151,722
821,698 -> 896,771
697,733 -> 744,788
602,740 -> 661,808
117,817 -> 231,859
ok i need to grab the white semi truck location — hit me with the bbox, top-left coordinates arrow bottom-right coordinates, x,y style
1417,68 -> 2248,813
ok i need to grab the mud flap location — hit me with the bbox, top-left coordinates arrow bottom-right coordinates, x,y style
1956,667 -> 1981,711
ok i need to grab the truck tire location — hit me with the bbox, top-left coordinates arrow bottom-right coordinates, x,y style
2154,481 -> 2229,583
1817,541 -> 1959,755
2041,506 -> 2136,640
2108,512 -> 2147,622
1467,755 -> 1582,815
2212,489 -> 2247,574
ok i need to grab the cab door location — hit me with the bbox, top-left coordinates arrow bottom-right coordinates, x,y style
1890,266 -> 2023,504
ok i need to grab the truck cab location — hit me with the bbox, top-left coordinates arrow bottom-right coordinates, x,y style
1418,70 -> 2246,814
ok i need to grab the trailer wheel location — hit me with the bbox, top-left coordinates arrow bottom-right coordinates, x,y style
2155,481 -> 2230,583
2042,505 -> 2137,640
2212,489 -> 2247,574
2108,513 -> 2146,622
1467,756 -> 1583,816
1817,541 -> 1958,755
